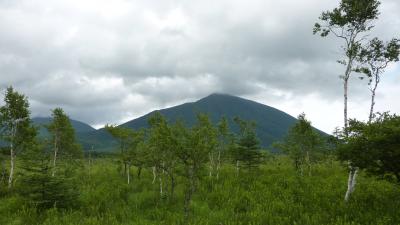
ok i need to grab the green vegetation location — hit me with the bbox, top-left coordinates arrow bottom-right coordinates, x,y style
0,158 -> 399,225
0,0 -> 399,223
1,87 -> 400,225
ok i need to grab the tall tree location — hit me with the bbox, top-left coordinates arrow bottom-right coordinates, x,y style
105,125 -> 131,178
0,87 -> 36,188
106,125 -> 143,184
274,113 -> 325,176
47,108 -> 82,177
147,112 -> 178,196
313,0 -> 381,201
172,114 -> 217,223
215,116 -> 233,180
357,38 -> 400,121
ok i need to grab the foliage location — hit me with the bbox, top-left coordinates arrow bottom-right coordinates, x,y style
338,113 -> 400,183
0,157 -> 399,225
274,113 -> 327,174
18,141 -> 79,211
232,117 -> 263,171
47,108 -> 83,160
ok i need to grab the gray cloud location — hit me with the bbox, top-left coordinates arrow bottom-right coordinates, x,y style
0,0 -> 399,132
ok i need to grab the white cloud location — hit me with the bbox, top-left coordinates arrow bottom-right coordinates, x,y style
0,0 -> 399,133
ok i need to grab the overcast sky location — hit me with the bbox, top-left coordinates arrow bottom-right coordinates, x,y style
0,0 -> 399,133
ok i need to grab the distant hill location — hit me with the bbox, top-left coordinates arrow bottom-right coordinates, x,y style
78,93 -> 322,152
32,117 -> 96,138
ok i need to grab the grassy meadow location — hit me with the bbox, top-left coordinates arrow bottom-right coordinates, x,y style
1,156 -> 399,225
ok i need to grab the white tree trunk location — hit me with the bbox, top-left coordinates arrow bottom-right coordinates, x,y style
343,77 -> 349,132
127,164 -> 130,184
369,76 -> 379,122
159,175 -> 163,195
8,124 -> 16,188
52,136 -> 58,177
8,146 -> 14,188
236,160 -> 239,176
152,166 -> 156,184
345,167 -> 358,201
216,151 -> 221,180
209,153 -> 214,177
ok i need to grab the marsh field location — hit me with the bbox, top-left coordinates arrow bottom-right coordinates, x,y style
1,157 -> 399,225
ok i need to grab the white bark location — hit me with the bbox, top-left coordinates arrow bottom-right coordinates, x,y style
209,153 -> 214,177
236,160 -> 239,176
345,167 -> 358,201
152,166 -> 156,184
52,135 -> 58,177
8,146 -> 14,188
159,175 -> 163,195
216,151 -> 221,180
127,164 -> 130,184
7,117 -> 28,188
369,75 -> 379,122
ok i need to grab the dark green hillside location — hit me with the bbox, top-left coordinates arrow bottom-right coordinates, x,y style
32,117 -> 96,138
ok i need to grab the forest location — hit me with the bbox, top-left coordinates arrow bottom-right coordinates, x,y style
1,0 -> 400,224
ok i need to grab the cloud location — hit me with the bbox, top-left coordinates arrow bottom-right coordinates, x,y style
0,0 -> 399,132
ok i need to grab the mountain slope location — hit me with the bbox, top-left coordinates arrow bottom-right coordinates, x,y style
80,93 -> 314,152
32,117 -> 96,138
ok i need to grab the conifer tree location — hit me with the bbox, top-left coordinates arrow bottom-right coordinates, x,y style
232,117 -> 263,173
19,140 -> 79,210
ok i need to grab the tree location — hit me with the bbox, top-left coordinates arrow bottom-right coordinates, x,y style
232,117 -> 263,173
172,114 -> 217,223
105,125 -> 144,184
357,38 -> 400,121
47,108 -> 82,177
313,0 -> 381,201
338,113 -> 400,184
147,112 -> 178,196
0,87 -> 36,188
274,113 -> 325,176
215,116 -> 234,180
105,125 -> 132,179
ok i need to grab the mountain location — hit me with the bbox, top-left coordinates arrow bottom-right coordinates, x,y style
79,93 -> 319,152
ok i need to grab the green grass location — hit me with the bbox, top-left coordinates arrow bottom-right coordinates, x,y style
1,157 -> 399,225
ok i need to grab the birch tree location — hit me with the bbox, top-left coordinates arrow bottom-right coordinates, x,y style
173,114 -> 217,223
216,117 -> 233,180
0,87 -> 36,188
357,38 -> 400,121
313,0 -> 381,201
147,113 -> 178,197
105,125 -> 131,178
47,108 -> 82,177
274,113 -> 325,176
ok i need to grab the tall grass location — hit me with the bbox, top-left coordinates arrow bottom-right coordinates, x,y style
1,156 -> 399,225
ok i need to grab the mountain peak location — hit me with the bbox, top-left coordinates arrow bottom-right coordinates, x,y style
197,93 -> 243,103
